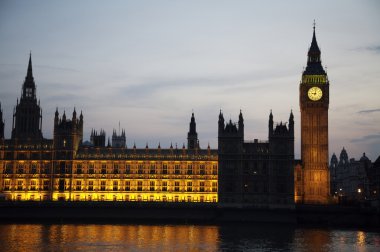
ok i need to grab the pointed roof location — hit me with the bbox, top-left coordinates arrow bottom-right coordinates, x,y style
303,22 -> 326,75
289,110 -> 294,120
27,52 -> 33,77
24,52 -> 35,86
308,24 -> 321,56
239,109 -> 243,121
188,112 -> 197,135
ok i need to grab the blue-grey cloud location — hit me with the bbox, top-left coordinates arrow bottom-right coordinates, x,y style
36,65 -> 80,72
365,46 -> 380,53
358,108 -> 380,114
354,45 -> 380,54
351,134 -> 380,143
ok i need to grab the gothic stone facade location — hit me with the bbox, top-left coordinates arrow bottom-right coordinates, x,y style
0,55 -> 218,202
1,28 -> 327,207
217,110 -> 295,208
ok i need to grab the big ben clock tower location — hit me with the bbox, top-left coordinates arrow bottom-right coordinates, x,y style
299,24 -> 330,204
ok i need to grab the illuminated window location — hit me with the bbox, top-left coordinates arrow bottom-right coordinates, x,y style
126,164 -> 131,174
113,181 -> 118,191
174,181 -> 180,192
175,164 -> 180,174
100,181 -> 106,191
137,181 -> 143,191
125,181 -> 130,191
212,164 -> 217,175
150,164 -> 155,174
187,182 -> 192,192
101,164 -> 107,174
138,164 -> 143,174
187,164 -> 192,175
200,164 -> 205,175
63,139 -> 66,147
212,182 -> 217,192
162,164 -> 168,174
76,181 -> 81,191
30,180 -> 36,190
17,180 -> 23,190
88,181 -> 93,191
150,181 -> 155,191
200,182 -> 205,192
162,181 -> 167,191
4,180 -> 10,190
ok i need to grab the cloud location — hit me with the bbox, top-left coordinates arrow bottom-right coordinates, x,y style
36,65 -> 80,72
365,46 -> 380,53
358,108 -> 380,114
351,133 -> 380,143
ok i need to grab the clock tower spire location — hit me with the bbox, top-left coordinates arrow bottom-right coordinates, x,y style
299,24 -> 330,204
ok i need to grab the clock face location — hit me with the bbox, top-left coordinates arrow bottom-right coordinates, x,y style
307,87 -> 322,101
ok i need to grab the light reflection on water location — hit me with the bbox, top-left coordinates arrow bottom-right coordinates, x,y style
0,224 -> 379,251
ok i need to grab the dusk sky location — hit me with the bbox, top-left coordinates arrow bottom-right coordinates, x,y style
0,0 -> 379,160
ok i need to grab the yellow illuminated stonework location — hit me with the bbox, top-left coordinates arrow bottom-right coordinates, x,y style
0,143 -> 218,203
302,75 -> 328,84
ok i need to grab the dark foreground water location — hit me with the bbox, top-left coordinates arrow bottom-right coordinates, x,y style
0,224 -> 379,252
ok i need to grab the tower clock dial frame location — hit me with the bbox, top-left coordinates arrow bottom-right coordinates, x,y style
307,86 -> 322,101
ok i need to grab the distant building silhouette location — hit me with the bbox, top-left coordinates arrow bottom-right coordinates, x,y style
218,110 -> 294,207
369,156 -> 380,201
112,128 -> 126,148
330,148 -> 372,203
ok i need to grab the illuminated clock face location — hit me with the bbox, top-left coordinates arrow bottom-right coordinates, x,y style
307,87 -> 322,101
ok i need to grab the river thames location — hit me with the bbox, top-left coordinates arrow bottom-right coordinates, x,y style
0,224 -> 379,251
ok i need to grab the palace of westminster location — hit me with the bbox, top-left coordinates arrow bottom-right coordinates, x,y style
0,27 -> 331,207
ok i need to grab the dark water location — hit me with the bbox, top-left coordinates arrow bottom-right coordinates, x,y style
0,224 -> 379,251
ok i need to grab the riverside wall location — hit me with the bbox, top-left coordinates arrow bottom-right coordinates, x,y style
0,202 -> 378,228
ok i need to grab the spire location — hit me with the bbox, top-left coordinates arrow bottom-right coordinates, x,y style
238,109 -> 244,135
304,21 -> 325,75
21,52 -> 37,101
189,112 -> 196,134
309,20 -> 320,56
72,107 -> 77,121
289,110 -> 294,136
269,110 -> 274,137
239,109 -> 243,122
187,112 -> 198,149
218,109 -> 225,134
27,52 -> 33,79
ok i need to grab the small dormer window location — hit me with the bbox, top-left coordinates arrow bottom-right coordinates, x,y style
26,88 -> 33,97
